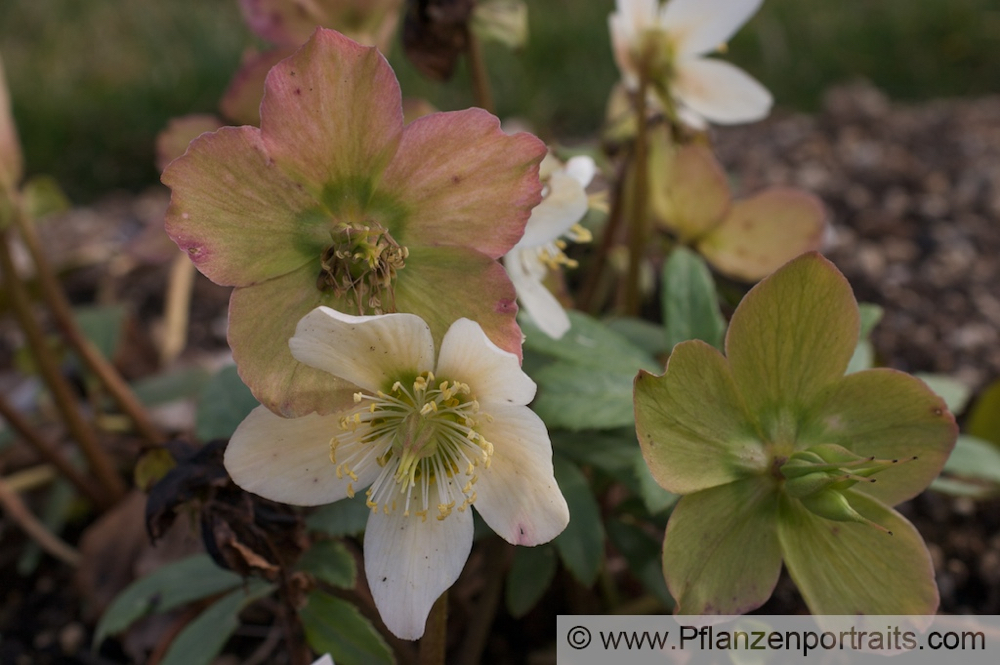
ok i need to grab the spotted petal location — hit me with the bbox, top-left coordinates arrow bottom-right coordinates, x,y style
672,57 -> 772,125
379,109 -> 546,259
778,490 -> 939,615
259,29 -> 403,204
290,307 -> 436,394
435,318 -> 536,408
661,0 -> 764,57
474,405 -> 569,546
225,406 -> 371,505
364,484 -> 474,640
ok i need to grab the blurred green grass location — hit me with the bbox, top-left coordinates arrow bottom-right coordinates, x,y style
2,0 -> 999,201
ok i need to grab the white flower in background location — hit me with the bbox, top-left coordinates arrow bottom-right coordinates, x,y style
504,153 -> 596,339
609,0 -> 772,127
311,656 -> 334,665
225,308 -> 569,640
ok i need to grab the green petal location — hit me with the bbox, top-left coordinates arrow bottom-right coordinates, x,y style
163,126 -> 325,287
0,53 -> 22,193
778,490 -> 939,615
726,252 -> 860,436
259,29 -> 402,204
396,245 -> 522,359
228,262 -> 357,417
634,341 -> 767,494
649,139 -> 731,242
697,187 -> 826,282
663,477 -> 782,615
801,369 -> 957,506
379,109 -> 546,259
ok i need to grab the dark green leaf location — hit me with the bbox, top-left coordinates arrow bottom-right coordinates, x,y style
300,591 -> 394,665
159,580 -> 274,665
552,456 -> 603,586
605,519 -> 673,609
661,246 -> 726,349
73,304 -> 127,364
531,362 -> 638,430
505,543 -> 557,618
195,365 -> 259,441
94,553 -> 243,646
604,317 -> 671,356
297,540 -> 357,589
306,498 -> 370,537
131,366 -> 212,407
521,310 -> 658,371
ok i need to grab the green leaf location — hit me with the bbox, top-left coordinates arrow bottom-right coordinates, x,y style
521,310 -> 658,372
858,302 -> 884,338
661,246 -> 725,350
297,540 -> 357,589
306,498 -> 371,537
968,378 -> 1000,448
21,175 -> 70,219
131,366 -> 212,407
931,435 -> 1000,497
631,451 -> 679,515
195,365 -> 259,441
18,476 -> 75,575
846,304 -> 882,374
160,580 -> 275,665
300,590 -> 394,665
73,304 -> 127,365
605,519 -> 673,609
604,317 -> 672,357
663,477 -> 782,615
552,456 -> 604,586
505,543 -> 557,617
914,373 -> 972,415
551,429 -> 639,485
778,490 -> 938,615
531,362 -> 639,430
94,554 -> 243,646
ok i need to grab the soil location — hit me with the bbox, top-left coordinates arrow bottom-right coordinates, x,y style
1,81 -> 999,663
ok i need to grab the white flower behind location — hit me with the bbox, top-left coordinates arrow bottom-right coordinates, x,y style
224,308 -> 569,640
609,0 -> 772,127
504,153 -> 596,339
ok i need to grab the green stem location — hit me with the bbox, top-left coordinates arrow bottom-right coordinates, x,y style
419,591 -> 448,665
579,160 -> 628,315
0,227 -> 124,507
9,202 -> 163,445
466,29 -> 495,114
623,64 -> 652,315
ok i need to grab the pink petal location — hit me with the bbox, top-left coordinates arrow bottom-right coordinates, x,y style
162,126 -> 323,287
379,109 -> 546,259
259,29 -> 403,200
473,405 -> 568,545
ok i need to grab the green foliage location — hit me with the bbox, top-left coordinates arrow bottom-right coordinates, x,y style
130,366 -> 212,407
300,590 -> 395,665
297,540 -> 357,589
505,543 -> 557,618
932,435 -> 1000,498
72,304 -> 126,365
605,519 -> 673,609
306,498 -> 371,537
195,365 -> 259,441
94,554 -> 243,647
967,378 -> 1000,448
159,581 -> 275,665
661,246 -> 725,350
552,456 -> 604,586
846,303 -> 883,374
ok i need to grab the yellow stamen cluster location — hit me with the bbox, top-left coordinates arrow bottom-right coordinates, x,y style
317,223 -> 408,314
329,371 -> 493,522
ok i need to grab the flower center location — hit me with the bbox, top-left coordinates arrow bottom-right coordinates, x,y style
317,222 -> 408,315
330,371 -> 494,522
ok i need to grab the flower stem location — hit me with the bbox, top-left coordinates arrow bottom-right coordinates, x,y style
457,540 -> 510,664
466,29 -> 495,114
8,202 -> 164,444
0,227 -> 124,506
579,160 -> 628,314
0,474 -> 82,566
419,591 -> 448,665
623,62 -> 652,315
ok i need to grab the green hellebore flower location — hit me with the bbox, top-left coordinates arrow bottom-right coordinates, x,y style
633,252 -> 957,615
163,28 -> 545,417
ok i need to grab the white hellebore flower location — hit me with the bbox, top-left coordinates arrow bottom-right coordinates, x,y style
225,308 -> 569,640
503,153 -> 596,339
609,0 -> 772,127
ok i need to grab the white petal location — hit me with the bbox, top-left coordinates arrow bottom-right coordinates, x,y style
516,171 -> 590,249
505,250 -> 571,339
564,155 -> 597,189
661,0 -> 763,57
473,405 -> 569,546
675,102 -> 709,130
435,318 -> 536,406
310,656 -> 334,665
289,307 -> 436,393
225,405 -> 375,505
608,13 -> 639,89
672,57 -> 772,125
364,485 -> 473,640
616,0 -> 660,38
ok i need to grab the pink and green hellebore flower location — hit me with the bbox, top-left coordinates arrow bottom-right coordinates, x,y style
225,308 -> 569,639
163,28 -> 545,417
634,252 -> 957,615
